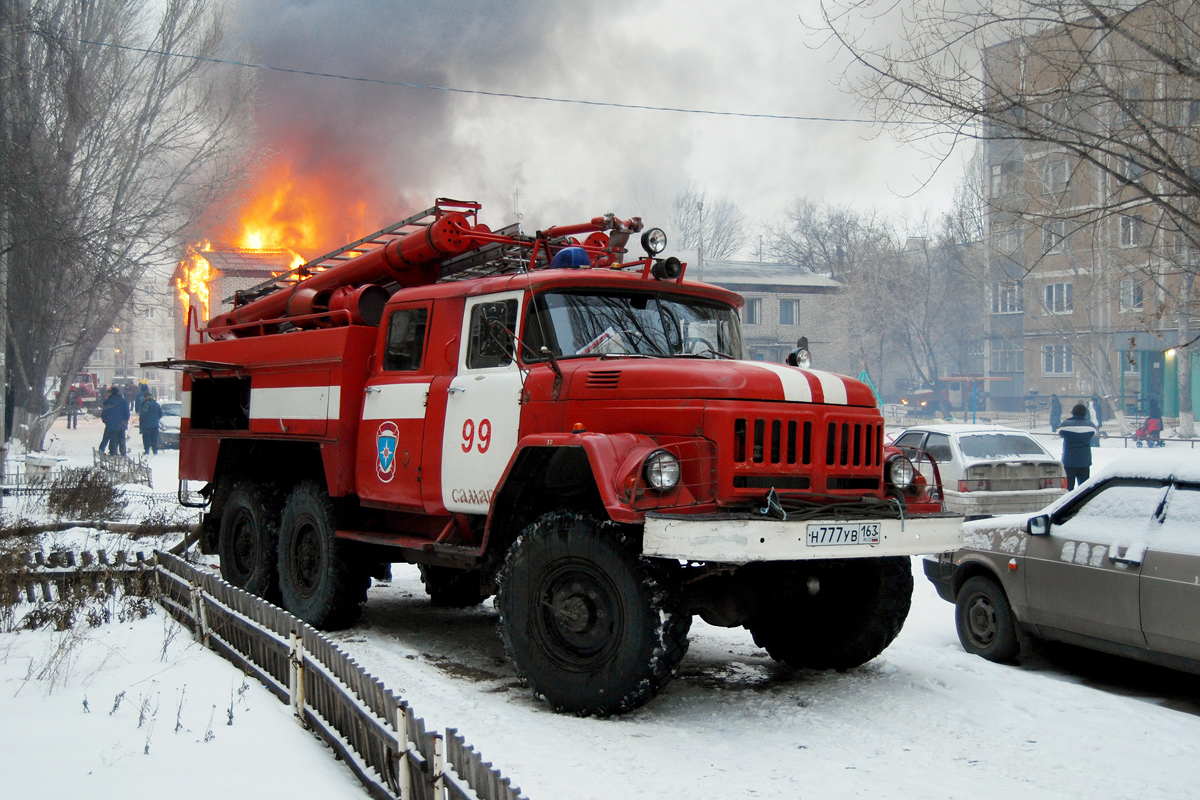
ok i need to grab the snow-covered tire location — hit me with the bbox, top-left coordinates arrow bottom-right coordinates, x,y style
277,481 -> 369,630
746,557 -> 913,670
955,575 -> 1021,663
496,510 -> 690,715
218,482 -> 283,601
419,565 -> 487,607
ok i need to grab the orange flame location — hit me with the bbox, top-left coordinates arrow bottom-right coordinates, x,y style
179,243 -> 213,321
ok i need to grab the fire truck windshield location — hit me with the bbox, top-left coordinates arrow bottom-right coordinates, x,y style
523,290 -> 746,361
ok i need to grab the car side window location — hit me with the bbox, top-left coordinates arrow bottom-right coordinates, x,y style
1157,484 -> 1200,555
894,432 -> 925,452
467,299 -> 518,370
383,308 -> 428,372
1054,482 -> 1168,545
925,433 -> 953,464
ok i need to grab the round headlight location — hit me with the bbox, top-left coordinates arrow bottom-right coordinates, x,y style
644,450 -> 681,490
887,455 -> 915,490
641,228 -> 668,256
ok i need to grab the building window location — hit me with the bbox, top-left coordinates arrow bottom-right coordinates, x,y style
990,161 -> 1019,197
143,370 -> 156,381
143,349 -> 154,361
779,299 -> 798,326
1120,214 -> 1143,247
1044,282 -> 1073,314
990,339 -> 1024,373
1189,99 -> 1200,125
992,224 -> 1022,254
1175,233 -> 1194,265
1043,344 -> 1074,376
743,297 -> 762,326
992,282 -> 1023,314
1042,220 -> 1067,254
1043,158 -> 1068,194
1117,157 -> 1145,185
1123,352 -> 1140,374
143,307 -> 156,319
1119,279 -> 1144,313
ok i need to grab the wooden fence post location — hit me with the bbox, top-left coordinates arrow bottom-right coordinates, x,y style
188,581 -> 208,646
395,702 -> 414,800
433,731 -> 446,799
288,631 -> 306,727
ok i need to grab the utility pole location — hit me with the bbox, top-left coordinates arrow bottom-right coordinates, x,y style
697,201 -> 704,282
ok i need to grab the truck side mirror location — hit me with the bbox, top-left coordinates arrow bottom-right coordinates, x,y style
1024,515 -> 1050,535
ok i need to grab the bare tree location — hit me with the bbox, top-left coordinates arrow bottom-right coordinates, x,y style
815,0 -> 1200,432
671,185 -> 748,262
768,196 -> 986,402
0,0 -> 255,449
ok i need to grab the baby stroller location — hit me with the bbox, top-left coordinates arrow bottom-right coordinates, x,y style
1133,415 -> 1165,447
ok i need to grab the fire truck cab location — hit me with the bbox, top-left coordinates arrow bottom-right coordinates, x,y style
159,200 -> 962,715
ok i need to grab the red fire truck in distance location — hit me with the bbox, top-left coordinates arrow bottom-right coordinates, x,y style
151,199 -> 960,715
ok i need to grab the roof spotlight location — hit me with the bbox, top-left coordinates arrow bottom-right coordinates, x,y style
641,228 -> 668,256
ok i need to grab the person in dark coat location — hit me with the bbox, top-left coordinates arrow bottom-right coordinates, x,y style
99,386 -> 130,456
1049,394 -> 1062,432
1059,403 -> 1097,490
136,383 -> 151,416
139,395 -> 162,454
66,388 -> 81,429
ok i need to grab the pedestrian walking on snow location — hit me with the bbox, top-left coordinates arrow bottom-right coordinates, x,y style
1059,403 -> 1096,490
1049,394 -> 1062,432
139,395 -> 162,454
99,386 -> 130,456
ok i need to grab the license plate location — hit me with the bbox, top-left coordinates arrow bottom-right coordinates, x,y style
805,522 -> 881,546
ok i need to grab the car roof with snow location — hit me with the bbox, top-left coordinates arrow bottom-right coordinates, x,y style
899,423 -> 1030,436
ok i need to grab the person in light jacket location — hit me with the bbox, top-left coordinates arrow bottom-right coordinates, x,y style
1059,403 -> 1097,490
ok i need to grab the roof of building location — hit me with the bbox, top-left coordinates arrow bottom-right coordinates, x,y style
202,249 -> 295,277
700,259 -> 841,291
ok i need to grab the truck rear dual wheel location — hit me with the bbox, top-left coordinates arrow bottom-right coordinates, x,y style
496,510 -> 691,716
746,557 -> 913,671
277,481 -> 370,631
218,482 -> 284,601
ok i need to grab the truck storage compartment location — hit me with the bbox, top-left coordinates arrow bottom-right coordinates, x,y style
191,376 -> 251,430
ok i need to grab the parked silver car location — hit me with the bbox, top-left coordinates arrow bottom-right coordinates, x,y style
924,453 -> 1200,674
158,400 -> 182,448
893,424 -> 1065,516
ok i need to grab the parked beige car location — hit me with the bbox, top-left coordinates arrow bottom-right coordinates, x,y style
893,424 -> 1065,516
924,453 -> 1200,674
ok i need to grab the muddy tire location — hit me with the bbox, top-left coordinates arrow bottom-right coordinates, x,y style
746,557 -> 913,670
277,481 -> 369,630
955,575 -> 1021,663
218,482 -> 283,601
496,510 -> 690,715
419,565 -> 487,607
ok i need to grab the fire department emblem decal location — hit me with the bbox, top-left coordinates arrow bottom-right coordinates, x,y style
376,421 -> 399,482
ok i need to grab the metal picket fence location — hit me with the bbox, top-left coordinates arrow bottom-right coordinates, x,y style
153,551 -> 527,800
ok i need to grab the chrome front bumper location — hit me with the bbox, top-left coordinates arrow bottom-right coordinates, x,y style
642,513 -> 964,564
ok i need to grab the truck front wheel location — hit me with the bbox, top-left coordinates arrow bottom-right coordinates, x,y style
277,481 -> 369,630
496,511 -> 690,715
746,557 -> 913,671
218,482 -> 283,601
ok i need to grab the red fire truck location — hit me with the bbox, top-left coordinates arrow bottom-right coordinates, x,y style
150,199 -> 960,715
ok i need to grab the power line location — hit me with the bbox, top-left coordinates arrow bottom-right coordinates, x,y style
77,38 -> 879,125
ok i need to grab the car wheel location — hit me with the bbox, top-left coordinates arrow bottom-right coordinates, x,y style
955,575 -> 1020,663
277,481 -> 370,630
496,510 -> 690,715
745,557 -> 913,671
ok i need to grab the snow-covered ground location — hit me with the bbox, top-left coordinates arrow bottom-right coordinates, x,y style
3,416 -> 1200,799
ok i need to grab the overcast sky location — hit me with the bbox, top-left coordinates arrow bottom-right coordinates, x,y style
228,0 -> 966,256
